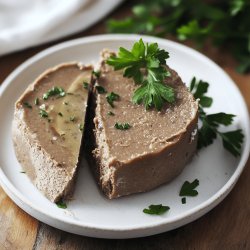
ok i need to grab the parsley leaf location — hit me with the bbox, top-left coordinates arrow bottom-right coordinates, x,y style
220,130 -> 244,157
143,204 -> 170,215
107,39 -> 175,110
92,70 -> 101,78
107,111 -> 115,116
96,85 -> 107,94
23,102 -> 32,109
83,82 -> 89,89
190,77 -> 244,157
39,109 -> 48,118
79,123 -> 84,132
43,86 -> 66,100
114,122 -> 131,130
106,92 -> 120,108
177,20 -> 212,44
180,179 -> 199,197
70,116 -> 76,122
34,98 -> 39,105
56,200 -> 67,209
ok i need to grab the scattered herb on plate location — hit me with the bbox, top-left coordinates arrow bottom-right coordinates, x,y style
43,86 -> 66,100
106,92 -> 120,107
190,77 -> 244,157
114,122 -> 131,130
58,112 -> 63,117
56,200 -> 67,209
107,39 -> 175,110
143,204 -> 170,215
180,179 -> 199,197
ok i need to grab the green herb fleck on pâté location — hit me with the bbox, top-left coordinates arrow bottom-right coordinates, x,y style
23,102 -> 32,109
43,86 -> 66,100
106,92 -> 120,107
92,70 -> 101,78
83,82 -> 89,89
107,111 -> 115,116
114,122 -> 131,130
35,98 -> 39,105
96,85 -> 107,94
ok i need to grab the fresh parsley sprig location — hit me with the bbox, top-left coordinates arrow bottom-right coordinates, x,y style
107,39 -> 175,110
190,77 -> 244,157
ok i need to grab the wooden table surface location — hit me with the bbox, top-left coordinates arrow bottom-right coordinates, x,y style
0,2 -> 250,249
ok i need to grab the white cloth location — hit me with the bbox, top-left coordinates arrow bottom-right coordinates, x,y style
0,0 -> 88,55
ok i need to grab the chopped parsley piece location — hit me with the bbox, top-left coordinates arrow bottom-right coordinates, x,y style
107,39 -> 175,110
39,109 -> 48,118
114,122 -> 131,130
34,98 -> 39,105
96,85 -> 107,94
23,102 -> 32,109
70,116 -> 75,122
63,102 -> 69,105
107,111 -> 115,116
20,171 -> 26,174
92,70 -> 101,78
58,112 -> 63,117
79,124 -> 84,131
43,86 -> 66,100
181,197 -> 186,204
56,200 -> 67,209
179,179 -> 199,197
190,77 -> 244,157
106,92 -> 120,107
83,82 -> 89,89
143,204 -> 170,215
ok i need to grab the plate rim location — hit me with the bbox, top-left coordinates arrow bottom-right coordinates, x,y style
0,34 -> 249,234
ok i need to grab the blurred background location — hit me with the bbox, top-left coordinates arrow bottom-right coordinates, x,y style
0,0 -> 249,74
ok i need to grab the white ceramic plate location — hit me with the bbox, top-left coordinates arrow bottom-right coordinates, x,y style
0,35 -> 249,239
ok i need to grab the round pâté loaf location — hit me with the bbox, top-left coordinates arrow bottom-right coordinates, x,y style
86,50 -> 199,199
12,63 -> 92,202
